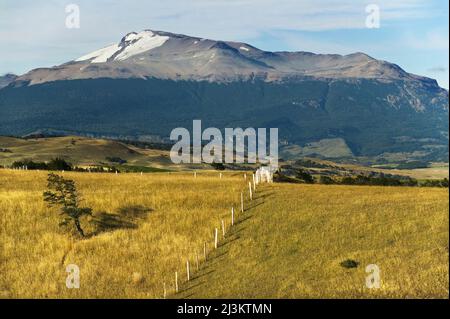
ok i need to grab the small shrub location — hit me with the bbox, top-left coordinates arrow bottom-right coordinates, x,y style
47,158 -> 72,171
319,176 -> 335,185
211,162 -> 225,170
340,259 -> 359,269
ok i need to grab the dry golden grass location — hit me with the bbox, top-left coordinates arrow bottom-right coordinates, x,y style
0,169 -> 247,298
0,170 -> 448,299
179,184 -> 449,299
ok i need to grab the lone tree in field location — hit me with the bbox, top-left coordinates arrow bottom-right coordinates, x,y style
43,173 -> 92,237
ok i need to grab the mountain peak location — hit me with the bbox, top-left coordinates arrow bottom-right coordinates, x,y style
12,29 -> 441,87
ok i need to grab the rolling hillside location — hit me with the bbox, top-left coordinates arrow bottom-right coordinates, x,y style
0,136 -> 177,169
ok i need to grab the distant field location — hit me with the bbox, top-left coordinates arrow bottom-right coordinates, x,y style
385,164 -> 449,180
1,170 -> 448,298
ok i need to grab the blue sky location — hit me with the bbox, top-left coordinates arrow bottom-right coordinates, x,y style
1,0 -> 448,88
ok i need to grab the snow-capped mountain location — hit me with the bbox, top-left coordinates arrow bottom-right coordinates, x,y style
1,30 -> 448,162
14,30 -> 437,86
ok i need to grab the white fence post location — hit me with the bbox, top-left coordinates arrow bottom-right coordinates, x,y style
186,260 -> 190,281
249,182 -> 253,200
231,207 -> 235,226
214,228 -> 218,249
163,282 -> 167,299
241,192 -> 244,213
221,220 -> 226,238
175,271 -> 178,293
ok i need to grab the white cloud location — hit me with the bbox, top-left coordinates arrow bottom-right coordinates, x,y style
405,30 -> 449,50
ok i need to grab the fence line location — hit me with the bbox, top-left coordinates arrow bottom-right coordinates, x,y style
169,168 -> 273,298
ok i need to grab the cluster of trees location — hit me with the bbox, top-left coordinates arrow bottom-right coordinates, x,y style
210,162 -> 225,170
275,169 -> 449,188
420,178 -> 449,188
12,158 -> 72,171
338,175 -> 418,186
10,158 -> 121,173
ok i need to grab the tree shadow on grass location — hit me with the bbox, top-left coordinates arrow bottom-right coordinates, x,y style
89,205 -> 153,236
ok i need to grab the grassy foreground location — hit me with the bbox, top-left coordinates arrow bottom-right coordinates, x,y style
0,169 -> 246,298
179,184 -> 449,298
0,170 -> 448,298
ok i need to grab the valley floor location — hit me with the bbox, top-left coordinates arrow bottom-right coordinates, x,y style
0,170 -> 448,298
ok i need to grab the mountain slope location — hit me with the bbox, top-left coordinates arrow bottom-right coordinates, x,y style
0,30 -> 448,162
0,74 -> 17,89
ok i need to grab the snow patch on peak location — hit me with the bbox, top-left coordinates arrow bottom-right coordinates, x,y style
115,31 -> 168,61
240,46 -> 250,52
124,32 -> 138,42
75,44 -> 121,63
75,30 -> 168,64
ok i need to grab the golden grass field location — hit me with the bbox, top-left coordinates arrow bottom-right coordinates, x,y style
1,169 -> 247,298
0,169 -> 448,298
